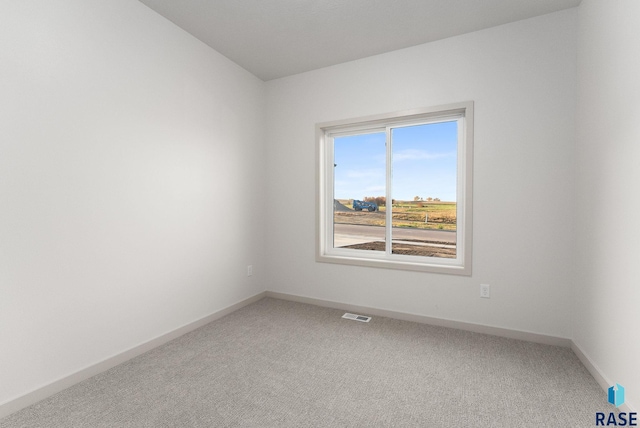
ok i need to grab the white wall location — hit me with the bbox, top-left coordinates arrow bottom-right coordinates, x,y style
0,0 -> 265,406
3,0 -> 636,416
265,10 -> 577,338
574,0 -> 640,411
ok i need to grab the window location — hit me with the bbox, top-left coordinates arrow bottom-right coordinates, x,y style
316,102 -> 473,275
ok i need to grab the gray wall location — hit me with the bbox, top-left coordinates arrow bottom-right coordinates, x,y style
0,0 -> 266,406
2,0 -> 637,415
574,0 -> 640,411
265,10 -> 577,338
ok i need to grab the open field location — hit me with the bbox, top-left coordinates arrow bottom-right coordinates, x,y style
335,199 -> 456,231
333,200 -> 457,257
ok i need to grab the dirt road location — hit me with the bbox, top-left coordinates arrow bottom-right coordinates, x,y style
333,224 -> 456,258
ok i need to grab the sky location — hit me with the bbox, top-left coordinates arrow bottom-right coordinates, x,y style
333,120 -> 458,202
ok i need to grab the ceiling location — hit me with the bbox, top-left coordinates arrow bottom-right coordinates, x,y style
138,0 -> 581,81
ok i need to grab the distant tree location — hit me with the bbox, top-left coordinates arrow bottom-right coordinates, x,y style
426,197 -> 433,201
414,196 -> 421,201
364,196 -> 386,207
434,198 -> 441,202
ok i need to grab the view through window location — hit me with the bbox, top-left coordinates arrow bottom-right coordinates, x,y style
333,121 -> 458,258
318,103 -> 473,274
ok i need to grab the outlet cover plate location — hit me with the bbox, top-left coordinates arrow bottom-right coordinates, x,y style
480,283 -> 490,298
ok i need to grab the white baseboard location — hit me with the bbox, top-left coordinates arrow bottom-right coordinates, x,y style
0,291 -> 267,420
3,290 -> 634,419
267,291 -> 639,413
571,341 -> 636,413
571,341 -> 610,393
266,291 -> 572,347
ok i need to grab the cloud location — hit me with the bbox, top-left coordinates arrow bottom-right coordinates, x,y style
345,168 -> 385,179
393,149 -> 455,162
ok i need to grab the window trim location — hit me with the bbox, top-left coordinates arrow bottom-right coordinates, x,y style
316,102 -> 474,275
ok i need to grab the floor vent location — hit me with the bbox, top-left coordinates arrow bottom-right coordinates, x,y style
342,313 -> 371,323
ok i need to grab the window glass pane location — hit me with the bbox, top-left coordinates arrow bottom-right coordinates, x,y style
333,132 -> 386,252
391,121 -> 457,258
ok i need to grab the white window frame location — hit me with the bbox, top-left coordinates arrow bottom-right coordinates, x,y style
316,102 -> 473,275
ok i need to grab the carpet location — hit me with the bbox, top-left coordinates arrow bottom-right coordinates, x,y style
0,297 -> 611,427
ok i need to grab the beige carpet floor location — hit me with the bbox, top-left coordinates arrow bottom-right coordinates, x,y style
0,297 -> 612,427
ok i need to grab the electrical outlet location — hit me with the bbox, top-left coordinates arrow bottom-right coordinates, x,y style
247,265 -> 253,277
480,283 -> 490,298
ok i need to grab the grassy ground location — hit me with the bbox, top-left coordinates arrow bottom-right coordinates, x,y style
335,199 -> 456,231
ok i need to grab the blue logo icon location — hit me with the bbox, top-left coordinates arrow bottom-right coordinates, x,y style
608,383 -> 625,407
